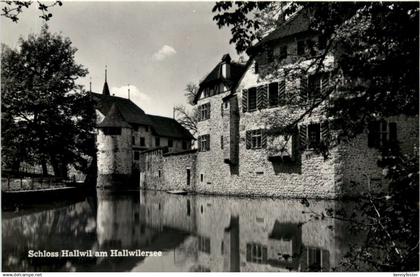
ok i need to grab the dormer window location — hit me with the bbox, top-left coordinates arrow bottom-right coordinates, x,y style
204,87 -> 210,98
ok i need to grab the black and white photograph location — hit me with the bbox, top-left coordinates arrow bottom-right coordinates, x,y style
1,0 -> 419,274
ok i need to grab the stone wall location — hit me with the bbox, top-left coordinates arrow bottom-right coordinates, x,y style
162,151 -> 197,192
141,149 -> 197,192
96,127 -> 132,176
339,115 -> 419,196
196,88 -> 236,194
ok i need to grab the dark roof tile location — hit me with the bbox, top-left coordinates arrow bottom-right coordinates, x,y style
97,103 -> 131,128
148,114 -> 194,140
92,92 -> 152,126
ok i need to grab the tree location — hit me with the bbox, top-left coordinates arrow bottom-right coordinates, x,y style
1,25 -> 95,177
1,0 -> 62,22
175,82 -> 199,137
213,2 -> 419,271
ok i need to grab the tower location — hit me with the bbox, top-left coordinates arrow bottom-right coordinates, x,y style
96,103 -> 133,188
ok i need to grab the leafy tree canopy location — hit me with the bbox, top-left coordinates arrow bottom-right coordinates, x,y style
1,25 -> 95,176
1,0 -> 62,22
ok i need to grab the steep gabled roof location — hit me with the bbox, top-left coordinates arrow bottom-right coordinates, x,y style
148,114 -> 194,140
193,54 -> 247,104
247,8 -> 312,56
97,103 -> 130,128
92,92 -> 152,126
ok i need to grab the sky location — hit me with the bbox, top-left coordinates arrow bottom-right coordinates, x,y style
1,1 -> 240,118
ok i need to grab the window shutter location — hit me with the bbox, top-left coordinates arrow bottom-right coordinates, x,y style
246,131 -> 251,149
207,103 -> 211,119
301,248 -> 308,271
242,89 -> 248,113
321,73 -> 329,95
198,105 -> 202,122
246,244 -> 252,261
279,80 -> 286,105
262,246 -> 268,262
321,250 -> 330,271
198,136 -> 202,152
257,85 -> 267,109
300,76 -> 308,102
299,125 -> 307,150
321,121 -> 330,144
261,130 -> 267,148
389,122 -> 397,143
207,134 -> 210,151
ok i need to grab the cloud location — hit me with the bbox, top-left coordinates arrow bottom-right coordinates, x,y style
111,85 -> 152,111
152,45 -> 177,61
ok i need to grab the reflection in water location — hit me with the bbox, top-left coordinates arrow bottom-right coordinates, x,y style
2,189 -> 360,272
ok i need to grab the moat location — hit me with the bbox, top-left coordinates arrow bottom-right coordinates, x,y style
2,189 -> 364,272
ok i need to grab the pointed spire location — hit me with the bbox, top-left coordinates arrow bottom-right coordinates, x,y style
128,84 -> 130,100
102,65 -> 110,96
89,76 -> 92,92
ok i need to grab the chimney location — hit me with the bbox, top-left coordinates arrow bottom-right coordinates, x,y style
221,54 -> 231,79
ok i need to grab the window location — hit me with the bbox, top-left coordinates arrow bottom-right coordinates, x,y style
103,127 -> 121,136
214,84 -> 219,95
297,40 -> 305,55
155,137 -> 160,147
200,174 -> 203,182
145,126 -> 149,132
246,129 -> 266,149
204,87 -> 210,98
198,135 -> 210,152
308,123 -> 321,149
220,136 -> 224,149
134,151 -> 139,161
198,236 -> 211,254
246,243 -> 267,264
140,137 -> 145,147
368,121 -> 397,148
132,136 -> 136,145
307,247 -> 322,270
280,45 -> 288,60
252,130 -> 262,149
306,39 -> 316,56
254,61 -> 259,74
308,74 -> 322,99
248,87 -> 257,111
182,140 -> 188,150
268,82 -> 279,107
168,139 -> 173,147
224,101 -> 228,109
199,103 -> 210,121
158,170 -> 161,178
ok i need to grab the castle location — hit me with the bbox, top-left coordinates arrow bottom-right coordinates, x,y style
137,9 -> 418,198
93,10 -> 418,198
92,70 -> 194,188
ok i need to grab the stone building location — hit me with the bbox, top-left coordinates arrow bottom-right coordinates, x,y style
93,72 -> 194,188
141,9 -> 418,198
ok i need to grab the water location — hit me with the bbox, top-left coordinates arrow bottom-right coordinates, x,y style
2,190 -> 361,272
